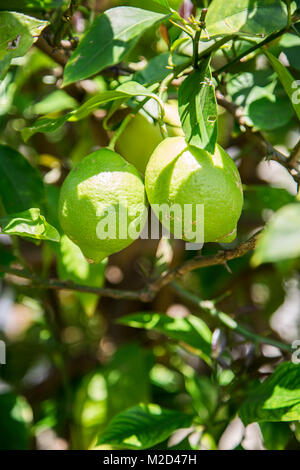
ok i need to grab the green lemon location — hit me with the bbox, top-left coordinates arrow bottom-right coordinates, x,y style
115,113 -> 163,174
145,137 -> 243,244
58,148 -> 147,263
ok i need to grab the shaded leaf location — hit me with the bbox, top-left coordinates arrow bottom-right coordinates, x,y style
227,70 -> 294,131
0,145 -> 45,214
0,11 -> 48,79
0,1 -> 64,11
178,57 -> 217,152
265,50 -> 300,121
22,81 -> 164,141
118,312 -> 212,360
97,403 -> 193,449
206,0 -> 287,38
63,7 -> 169,86
0,393 -> 32,450
260,422 -> 291,450
0,208 -> 60,242
239,362 -> 300,425
243,185 -> 295,215
252,203 -> 300,266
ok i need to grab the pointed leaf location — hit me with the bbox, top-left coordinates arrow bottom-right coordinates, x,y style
265,50 -> 300,121
97,403 -> 193,449
239,362 -> 300,425
63,7 -> 169,86
118,312 -> 212,359
0,208 -> 60,242
22,81 -> 164,141
0,11 -> 48,78
178,57 -> 217,152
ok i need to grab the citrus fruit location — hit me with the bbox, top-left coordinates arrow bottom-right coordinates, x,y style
115,113 -> 162,174
145,137 -> 243,244
58,148 -> 147,263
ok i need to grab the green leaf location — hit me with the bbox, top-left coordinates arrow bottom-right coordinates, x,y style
62,7 -> 169,86
0,1 -> 64,11
0,208 -> 60,242
29,90 -> 77,115
260,422 -> 291,450
57,235 -> 107,316
0,11 -> 48,79
0,245 -> 15,278
97,403 -> 193,449
22,81 -> 164,141
134,52 -> 188,86
239,362 -> 300,425
265,50 -> 300,121
118,312 -> 212,360
205,0 -> 287,38
0,145 -> 45,214
227,71 -> 294,131
178,57 -> 217,153
244,185 -> 295,215
252,203 -> 300,266
0,393 -> 32,450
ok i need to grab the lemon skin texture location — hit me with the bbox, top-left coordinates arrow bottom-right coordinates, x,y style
58,148 -> 147,263
145,137 -> 243,243
115,113 -> 163,174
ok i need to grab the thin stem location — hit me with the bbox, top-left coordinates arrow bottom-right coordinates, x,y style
215,26 -> 289,76
171,282 -> 292,353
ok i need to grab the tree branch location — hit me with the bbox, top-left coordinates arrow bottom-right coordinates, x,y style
0,233 -> 259,302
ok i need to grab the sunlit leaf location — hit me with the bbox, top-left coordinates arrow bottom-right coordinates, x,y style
206,0 -> 287,38
22,81 -> 164,141
97,403 -> 193,449
265,50 -> 300,121
239,362 -> 300,425
57,235 -> 107,316
63,7 -> 169,86
118,312 -> 212,360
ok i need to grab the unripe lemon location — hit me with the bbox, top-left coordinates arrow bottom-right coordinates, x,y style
115,113 -> 162,174
145,137 -> 243,243
58,148 -> 147,263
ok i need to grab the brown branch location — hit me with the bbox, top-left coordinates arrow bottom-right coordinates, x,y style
147,232 -> 260,295
0,233 -> 259,302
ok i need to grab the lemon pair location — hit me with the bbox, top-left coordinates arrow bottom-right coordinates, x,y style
58,136 -> 243,263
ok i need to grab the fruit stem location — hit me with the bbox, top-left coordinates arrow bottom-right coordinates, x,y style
108,114 -> 132,151
193,8 -> 208,69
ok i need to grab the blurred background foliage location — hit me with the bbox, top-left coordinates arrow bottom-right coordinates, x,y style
0,0 -> 300,450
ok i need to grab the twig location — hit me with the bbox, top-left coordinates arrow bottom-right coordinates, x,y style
171,282 -> 292,353
147,232 -> 260,295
